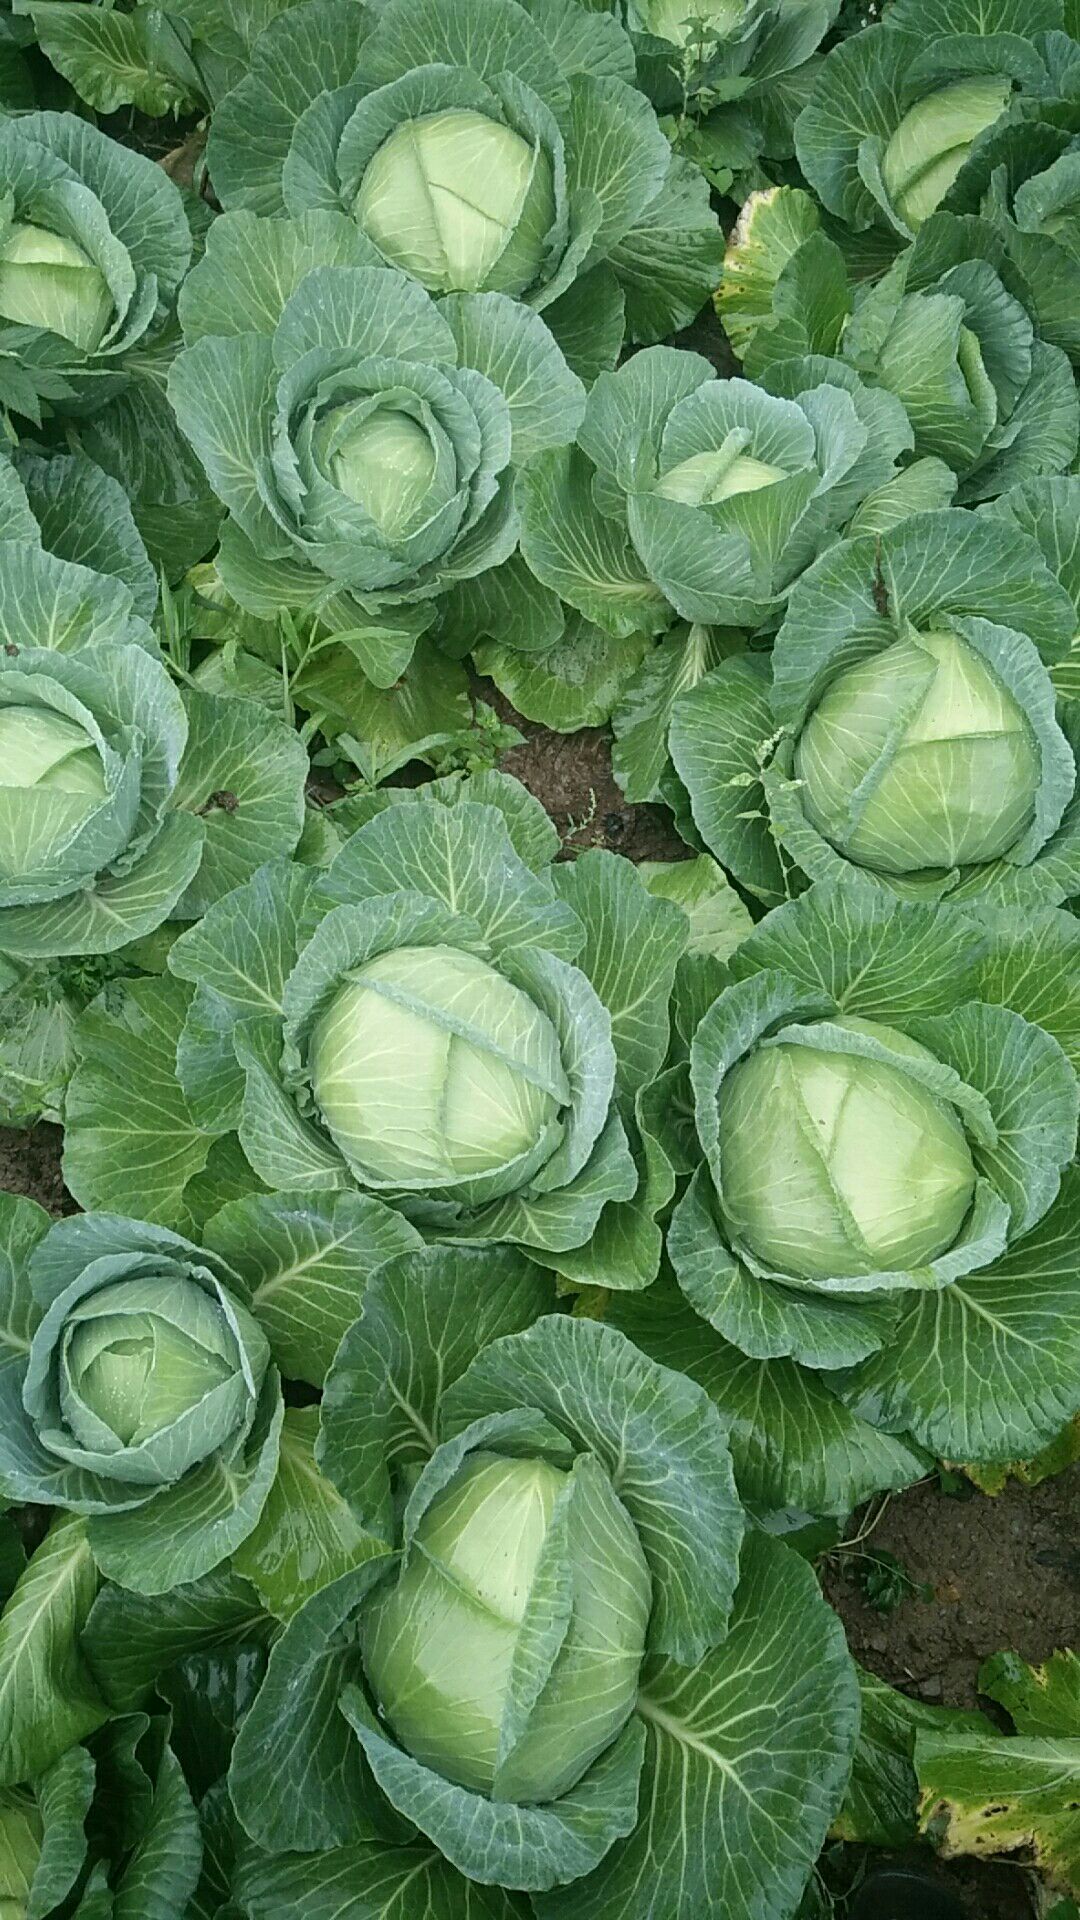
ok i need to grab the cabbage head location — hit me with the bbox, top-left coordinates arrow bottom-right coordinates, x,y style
796,0 -> 1061,239
719,1014 -> 978,1279
518,346 -> 916,639
170,213 -> 585,685
0,111 -> 190,403
667,878 -> 1080,1469
793,628 -> 1040,875
165,774 -> 686,1274
361,1445 -> 651,1801
670,508 -> 1080,907
719,192 -> 1079,503
207,0 -> 725,374
0,1210 -> 283,1595
880,78 -> 1012,230
0,112 -> 216,577
0,541 -> 309,961
310,945 -> 569,1196
227,1288 -> 822,1903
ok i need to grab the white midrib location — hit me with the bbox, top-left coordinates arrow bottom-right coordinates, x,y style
252,1227 -> 360,1305
635,1692 -> 737,1779
385,1375 -> 438,1452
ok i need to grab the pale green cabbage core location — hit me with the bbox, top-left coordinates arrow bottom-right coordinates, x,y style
61,1276 -> 237,1450
0,705 -> 108,879
719,1014 -> 977,1280
0,1796 -> 41,1920
0,222 -> 113,351
320,404 -> 437,534
639,0 -> 745,46
794,627 -> 1039,874
361,1450 -> 650,1801
309,944 -> 568,1189
656,435 -> 787,507
881,77 -> 1012,228
354,109 -> 556,297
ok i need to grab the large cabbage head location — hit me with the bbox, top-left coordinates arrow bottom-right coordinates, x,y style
881,78 -> 1012,229
0,224 -> 113,352
794,627 -> 1041,875
0,703 -> 110,880
361,1445 -> 651,1800
718,1013 -> 978,1279
231,1303 -> 754,1899
668,877 -> 1080,1471
668,511 -> 1080,910
310,944 -> 569,1195
354,108 -> 556,299
290,898 -> 602,1223
168,785 -> 662,1263
205,0 -> 726,373
795,1 -> 1055,241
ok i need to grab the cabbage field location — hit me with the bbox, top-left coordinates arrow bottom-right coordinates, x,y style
0,0 -> 1079,1915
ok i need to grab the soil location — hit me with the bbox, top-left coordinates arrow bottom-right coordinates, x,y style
822,1470 -> 1080,1714
498,710 -> 684,864
3,716 -> 1074,1920
0,1120 -> 72,1216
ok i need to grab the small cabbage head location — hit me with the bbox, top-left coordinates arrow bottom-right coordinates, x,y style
0,1796 -> 41,1920
27,1263 -> 269,1487
314,403 -> 438,536
655,431 -> 788,506
794,627 -> 1039,874
355,110 -> 556,298
881,78 -> 1012,229
361,1448 -> 651,1800
310,944 -> 569,1194
719,1014 -> 977,1279
0,223 -> 113,352
0,705 -> 108,880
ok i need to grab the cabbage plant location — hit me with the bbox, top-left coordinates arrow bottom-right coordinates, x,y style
941,97 -> 1080,366
147,773 -> 685,1283
795,0 -> 1069,240
719,192 -> 1080,501
0,541 -> 309,960
0,1704 -> 201,1915
169,210 -> 586,685
0,111 -> 189,409
20,0 -> 307,117
669,508 -> 1080,906
518,344 -> 917,640
206,0 -> 726,378
227,1246 -> 858,1912
661,879 -> 1080,1473
0,1208 -> 284,1595
0,111 -> 216,576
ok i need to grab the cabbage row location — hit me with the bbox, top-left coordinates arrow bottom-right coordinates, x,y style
0,1 -> 1078,1917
